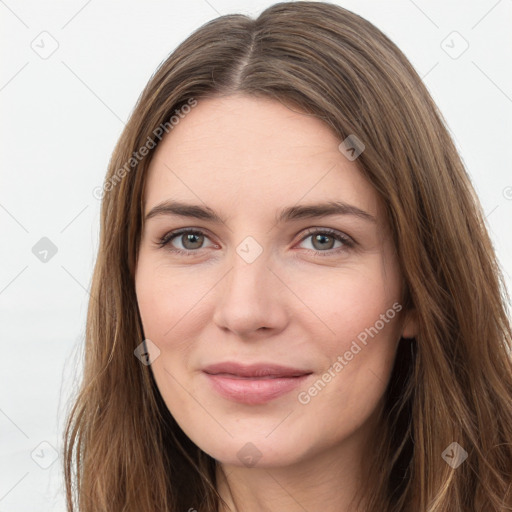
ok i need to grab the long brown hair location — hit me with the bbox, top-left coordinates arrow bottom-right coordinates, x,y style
63,2 -> 512,510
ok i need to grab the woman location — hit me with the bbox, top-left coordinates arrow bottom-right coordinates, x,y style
63,2 -> 512,511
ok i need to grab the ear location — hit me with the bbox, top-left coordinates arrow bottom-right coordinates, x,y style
401,308 -> 418,339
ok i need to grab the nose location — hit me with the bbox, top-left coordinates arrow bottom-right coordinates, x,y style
212,246 -> 289,339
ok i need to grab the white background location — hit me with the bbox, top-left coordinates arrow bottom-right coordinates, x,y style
1,0 -> 511,510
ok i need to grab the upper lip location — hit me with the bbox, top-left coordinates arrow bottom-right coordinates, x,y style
202,362 -> 312,378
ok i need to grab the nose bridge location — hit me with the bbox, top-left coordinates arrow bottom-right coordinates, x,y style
225,231 -> 271,287
223,242 -> 274,305
212,236 -> 288,335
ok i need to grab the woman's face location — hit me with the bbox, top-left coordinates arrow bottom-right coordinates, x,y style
135,94 -> 416,470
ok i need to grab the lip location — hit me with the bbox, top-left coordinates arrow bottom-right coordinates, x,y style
202,362 -> 313,405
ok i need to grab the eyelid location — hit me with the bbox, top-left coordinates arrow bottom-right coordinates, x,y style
157,228 -> 217,252
155,226 -> 356,255
299,227 -> 354,245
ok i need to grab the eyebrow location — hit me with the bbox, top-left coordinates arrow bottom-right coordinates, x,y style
145,200 -> 376,225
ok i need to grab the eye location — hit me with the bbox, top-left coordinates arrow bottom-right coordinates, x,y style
155,227 -> 355,257
297,228 -> 355,256
156,229 -> 216,256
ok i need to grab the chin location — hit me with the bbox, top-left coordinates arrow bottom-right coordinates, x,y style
208,443 -> 302,469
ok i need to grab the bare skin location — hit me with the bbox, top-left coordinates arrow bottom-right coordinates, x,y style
135,94 -> 417,512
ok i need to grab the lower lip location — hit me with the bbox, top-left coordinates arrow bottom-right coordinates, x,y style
204,373 -> 311,405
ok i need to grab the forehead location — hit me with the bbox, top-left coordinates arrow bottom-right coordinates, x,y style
144,94 -> 382,223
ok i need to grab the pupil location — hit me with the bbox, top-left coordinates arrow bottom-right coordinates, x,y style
184,233 -> 202,249
314,234 -> 333,250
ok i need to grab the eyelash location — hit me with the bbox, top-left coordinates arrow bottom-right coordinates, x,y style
155,228 -> 355,258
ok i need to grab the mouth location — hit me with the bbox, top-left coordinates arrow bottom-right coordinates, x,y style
202,362 -> 313,405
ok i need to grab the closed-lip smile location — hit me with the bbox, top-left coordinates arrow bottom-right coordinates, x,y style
202,361 -> 313,404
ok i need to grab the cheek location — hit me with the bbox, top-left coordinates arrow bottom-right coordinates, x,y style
292,261 -> 401,351
134,257 -> 207,417
291,262 -> 402,424
135,257 -> 211,347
